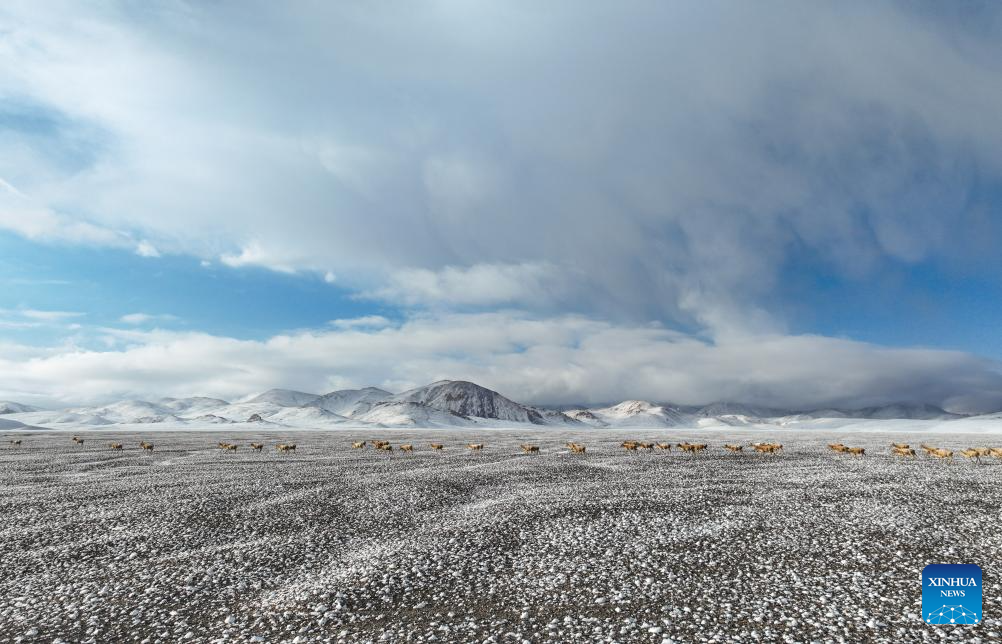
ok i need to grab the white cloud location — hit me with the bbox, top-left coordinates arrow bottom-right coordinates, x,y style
219,242 -> 297,273
2,2 -> 1002,334
369,263 -> 559,307
1,312 -> 1000,414
329,315 -> 391,330
18,309 -> 84,321
120,312 -> 177,325
135,240 -> 160,257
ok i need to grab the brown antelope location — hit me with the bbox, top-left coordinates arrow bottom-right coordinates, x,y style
218,441 -> 230,449
757,442 -> 783,454
990,447 -> 1002,459
691,443 -> 708,453
724,444 -> 743,453
892,446 -> 916,458
567,442 -> 586,454
931,448 -> 953,460
827,443 -> 846,453
250,443 -> 263,451
276,443 -> 296,453
109,443 -> 123,450
72,436 -> 84,445
400,444 -> 414,453
960,448 -> 981,463
520,444 -> 539,454
920,444 -> 937,455
623,442 -> 639,451
655,442 -> 672,451
141,442 -> 154,453
846,446 -> 865,457
891,442 -> 909,449
226,444 -> 238,452
372,440 -> 390,449
9,439 -> 21,446
351,441 -> 366,449
974,447 -> 992,458
377,443 -> 392,452
430,443 -> 444,450
638,442 -> 655,450
466,443 -> 484,451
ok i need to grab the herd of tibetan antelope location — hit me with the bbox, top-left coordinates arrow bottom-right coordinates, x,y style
3,436 -> 1002,463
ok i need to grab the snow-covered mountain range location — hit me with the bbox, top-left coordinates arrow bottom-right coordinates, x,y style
0,382 -> 993,431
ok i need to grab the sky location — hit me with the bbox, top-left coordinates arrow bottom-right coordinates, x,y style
2,1 -> 1002,412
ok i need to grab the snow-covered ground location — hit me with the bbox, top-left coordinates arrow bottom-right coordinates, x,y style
0,429 -> 999,642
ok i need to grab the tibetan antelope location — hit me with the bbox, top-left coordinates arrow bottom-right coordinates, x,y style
109,443 -> 123,450
226,444 -> 238,452
276,443 -> 296,453
638,442 -> 655,450
757,442 -> 783,454
400,444 -> 414,453
377,443 -> 392,452
466,443 -> 484,451
892,446 -> 916,458
567,442 -> 586,454
430,443 -> 444,450
724,444 -> 743,453
931,448 -> 953,460
72,436 -> 84,445
372,440 -> 390,449
9,439 -> 21,446
655,442 -> 672,451
141,442 -> 154,453
920,444 -> 937,456
891,443 -> 909,449
827,443 -> 846,453
520,444 -> 539,454
250,443 -> 263,451
990,447 -> 1002,459
352,441 -> 366,449
960,448 -> 981,463
846,446 -> 865,457
622,441 -> 639,451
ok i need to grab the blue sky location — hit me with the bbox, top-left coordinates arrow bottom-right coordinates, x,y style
2,1 -> 1002,411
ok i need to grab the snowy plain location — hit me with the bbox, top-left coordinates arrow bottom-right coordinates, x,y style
1,426 -> 1000,643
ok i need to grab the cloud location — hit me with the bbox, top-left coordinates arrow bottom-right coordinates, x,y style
0,308 -> 83,331
219,242 -> 297,273
368,263 -> 559,307
120,312 -> 177,325
2,312 -> 1000,413
2,2 -> 1002,335
134,240 -> 159,257
17,309 -> 84,321
329,315 -> 391,330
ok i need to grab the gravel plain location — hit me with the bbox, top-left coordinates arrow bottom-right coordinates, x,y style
0,429 -> 1000,643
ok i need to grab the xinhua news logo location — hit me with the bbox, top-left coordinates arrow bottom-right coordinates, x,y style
922,564 -> 982,625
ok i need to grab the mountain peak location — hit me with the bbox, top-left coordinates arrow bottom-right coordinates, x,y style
244,389 -> 320,407
392,380 -> 545,424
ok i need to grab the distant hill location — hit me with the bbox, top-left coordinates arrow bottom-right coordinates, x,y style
1,382 -> 985,430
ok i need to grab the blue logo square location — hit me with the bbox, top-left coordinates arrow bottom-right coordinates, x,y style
923,564 -> 982,625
